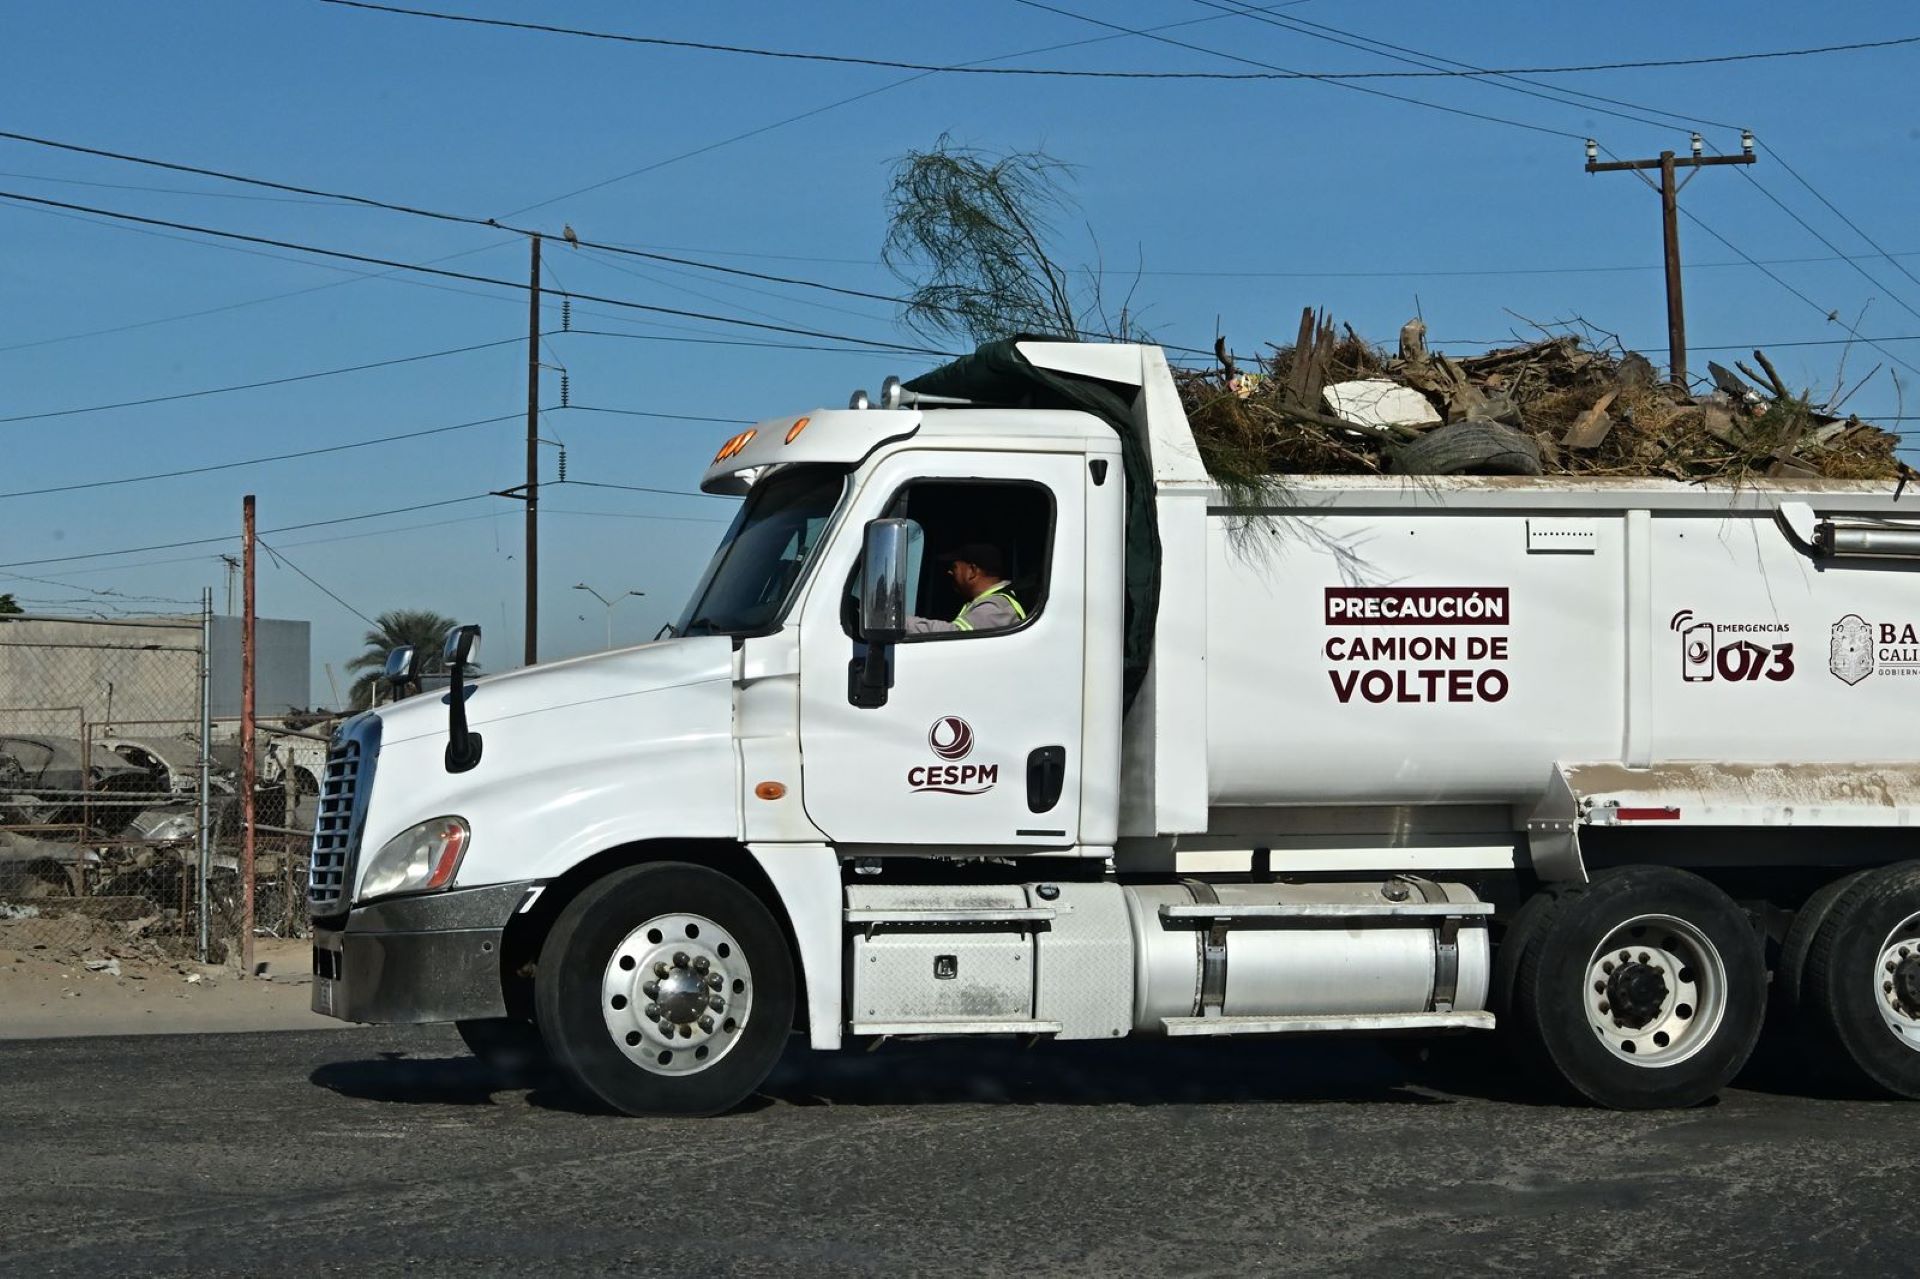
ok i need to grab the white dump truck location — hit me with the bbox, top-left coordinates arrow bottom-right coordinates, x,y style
310,340 -> 1920,1115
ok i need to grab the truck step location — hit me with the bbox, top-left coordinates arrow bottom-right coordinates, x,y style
1158,901 -> 1492,923
1160,1011 -> 1495,1037
845,907 -> 1056,925
851,1019 -> 1064,1037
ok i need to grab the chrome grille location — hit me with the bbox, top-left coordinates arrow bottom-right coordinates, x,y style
306,715 -> 380,915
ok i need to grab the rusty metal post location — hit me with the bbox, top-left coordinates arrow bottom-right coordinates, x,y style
525,233 -> 541,667
197,587 -> 213,963
241,494 -> 257,975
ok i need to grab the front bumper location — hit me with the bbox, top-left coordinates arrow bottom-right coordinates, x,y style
311,881 -> 535,1024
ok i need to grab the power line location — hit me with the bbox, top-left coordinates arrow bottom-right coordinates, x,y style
0,188 -> 952,356
257,538 -> 377,627
1729,166 -> 1920,324
0,409 -> 525,501
1011,0 -> 1587,140
0,222 -> 522,355
0,128 -> 915,307
493,2 -> 1321,217
312,3 -> 1920,82
1756,141 -> 1920,295
0,494 -> 500,570
0,336 -> 521,425
1196,0 -> 1738,136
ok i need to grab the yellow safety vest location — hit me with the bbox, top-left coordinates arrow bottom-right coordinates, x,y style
952,582 -> 1027,632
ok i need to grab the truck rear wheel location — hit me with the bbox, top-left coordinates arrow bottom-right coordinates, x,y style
1511,866 -> 1766,1109
534,862 -> 794,1117
1776,869 -> 1874,1014
1803,862 -> 1920,1099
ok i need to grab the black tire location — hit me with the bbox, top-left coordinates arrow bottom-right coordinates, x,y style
1777,869 -> 1875,1014
455,1017 -> 551,1083
534,862 -> 795,1117
1803,862 -> 1920,1099
1511,866 -> 1766,1109
1390,418 -> 1544,477
1490,887 -> 1563,1023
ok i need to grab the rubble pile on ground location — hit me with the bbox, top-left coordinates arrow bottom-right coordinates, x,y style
1180,308 -> 1909,487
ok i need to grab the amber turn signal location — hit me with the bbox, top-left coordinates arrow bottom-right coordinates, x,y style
754,781 -> 787,801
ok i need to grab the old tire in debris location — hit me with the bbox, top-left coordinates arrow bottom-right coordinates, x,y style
1511,866 -> 1766,1109
534,862 -> 794,1117
1391,418 -> 1543,477
455,1017 -> 550,1083
1802,862 -> 1920,1099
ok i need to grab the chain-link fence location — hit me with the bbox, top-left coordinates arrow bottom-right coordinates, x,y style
0,613 -> 326,966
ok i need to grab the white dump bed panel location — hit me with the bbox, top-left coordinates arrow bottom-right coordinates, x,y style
1199,484 -> 1920,808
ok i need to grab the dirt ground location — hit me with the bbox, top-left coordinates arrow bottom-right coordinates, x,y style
0,934 -> 345,1038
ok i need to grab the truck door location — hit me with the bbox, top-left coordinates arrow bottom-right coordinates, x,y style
796,451 -> 1087,848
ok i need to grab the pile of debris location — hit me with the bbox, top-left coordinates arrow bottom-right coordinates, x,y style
1181,309 -> 1909,487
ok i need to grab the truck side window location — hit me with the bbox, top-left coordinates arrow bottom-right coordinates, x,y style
843,479 -> 1053,641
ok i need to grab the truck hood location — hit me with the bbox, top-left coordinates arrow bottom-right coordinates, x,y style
373,636 -> 736,748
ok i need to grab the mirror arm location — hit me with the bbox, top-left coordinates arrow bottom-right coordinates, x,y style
444,658 -> 484,773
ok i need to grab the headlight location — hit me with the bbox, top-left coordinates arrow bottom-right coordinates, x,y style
358,816 -> 470,900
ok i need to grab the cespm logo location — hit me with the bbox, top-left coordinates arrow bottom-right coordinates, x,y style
928,716 -> 974,761
910,716 -> 997,795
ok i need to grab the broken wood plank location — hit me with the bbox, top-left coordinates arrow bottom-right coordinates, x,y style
1561,390 -> 1620,449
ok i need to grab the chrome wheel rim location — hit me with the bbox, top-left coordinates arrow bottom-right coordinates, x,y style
1874,911 -> 1920,1053
1584,913 -> 1726,1068
601,912 -> 753,1076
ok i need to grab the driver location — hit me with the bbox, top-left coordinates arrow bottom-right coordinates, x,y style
906,543 -> 1026,634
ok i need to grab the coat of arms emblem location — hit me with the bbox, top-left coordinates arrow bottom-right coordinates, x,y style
1830,614 -> 1873,685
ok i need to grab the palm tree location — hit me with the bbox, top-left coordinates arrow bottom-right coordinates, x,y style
345,608 -> 461,709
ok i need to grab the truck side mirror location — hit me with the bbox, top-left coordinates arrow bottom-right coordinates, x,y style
442,625 -> 483,773
444,624 -> 482,668
383,645 -> 420,698
859,518 -> 914,643
852,519 -> 914,709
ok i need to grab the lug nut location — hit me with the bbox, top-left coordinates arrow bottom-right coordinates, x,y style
643,981 -> 659,999
645,1004 -> 660,1020
1620,951 -> 1632,963
654,961 -> 670,978
699,1016 -> 715,1033
673,952 -> 690,969
710,996 -> 725,1012
707,974 -> 724,990
693,956 -> 711,973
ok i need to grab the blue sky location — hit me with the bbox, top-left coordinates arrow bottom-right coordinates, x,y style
3,1 -> 1917,703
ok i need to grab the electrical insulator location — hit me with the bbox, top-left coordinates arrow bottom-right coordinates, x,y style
561,297 -> 572,331
560,373 -> 570,407
558,448 -> 568,482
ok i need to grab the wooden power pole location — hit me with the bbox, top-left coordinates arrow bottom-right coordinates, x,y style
524,233 -> 541,667
1586,131 -> 1755,388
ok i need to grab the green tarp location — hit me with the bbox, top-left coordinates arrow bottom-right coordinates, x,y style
906,339 -> 1160,705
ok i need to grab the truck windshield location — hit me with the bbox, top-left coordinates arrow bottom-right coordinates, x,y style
675,464 -> 848,635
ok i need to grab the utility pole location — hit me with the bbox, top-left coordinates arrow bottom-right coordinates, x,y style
525,233 -> 542,667
240,494 -> 257,977
1586,131 -> 1755,388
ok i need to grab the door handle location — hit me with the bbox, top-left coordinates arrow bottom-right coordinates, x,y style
1026,746 -> 1066,814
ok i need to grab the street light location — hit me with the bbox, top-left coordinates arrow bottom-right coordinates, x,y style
573,583 -> 645,649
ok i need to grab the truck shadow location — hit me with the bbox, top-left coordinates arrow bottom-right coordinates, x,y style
309,1033 -> 1565,1112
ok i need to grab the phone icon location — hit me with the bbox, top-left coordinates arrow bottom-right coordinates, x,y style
1682,622 -> 1716,682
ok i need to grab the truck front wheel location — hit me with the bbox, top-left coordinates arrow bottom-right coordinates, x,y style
1511,867 -> 1766,1109
1803,862 -> 1920,1099
534,862 -> 795,1117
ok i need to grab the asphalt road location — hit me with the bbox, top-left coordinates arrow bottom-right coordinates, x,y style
2,1027 -> 1916,1276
